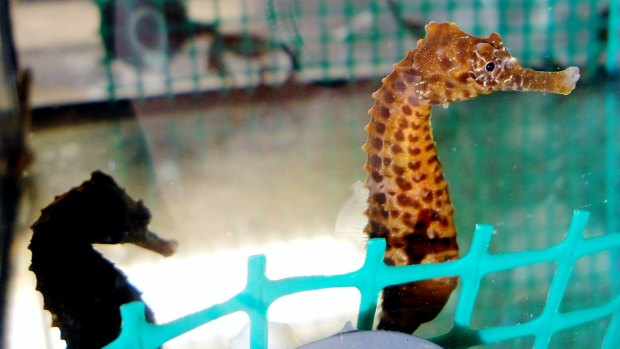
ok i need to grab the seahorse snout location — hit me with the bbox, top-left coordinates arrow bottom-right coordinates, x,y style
128,229 -> 178,257
508,66 -> 580,95
559,66 -> 580,95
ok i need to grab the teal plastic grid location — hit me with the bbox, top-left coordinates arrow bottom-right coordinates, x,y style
104,210 -> 620,349
92,0 -> 620,100
607,0 -> 620,73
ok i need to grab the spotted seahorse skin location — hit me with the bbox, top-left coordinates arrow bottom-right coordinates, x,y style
364,22 -> 579,333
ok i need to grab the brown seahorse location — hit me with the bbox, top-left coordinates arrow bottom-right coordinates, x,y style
364,22 -> 579,333
29,171 -> 177,348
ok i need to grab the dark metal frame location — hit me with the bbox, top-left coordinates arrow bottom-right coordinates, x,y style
0,0 -> 23,347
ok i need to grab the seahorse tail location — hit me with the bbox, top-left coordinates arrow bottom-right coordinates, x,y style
378,276 -> 457,333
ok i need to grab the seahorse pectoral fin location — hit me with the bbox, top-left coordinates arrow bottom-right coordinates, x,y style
127,229 -> 178,257
334,181 -> 369,243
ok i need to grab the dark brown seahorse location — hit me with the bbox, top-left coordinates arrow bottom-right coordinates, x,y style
364,22 -> 579,333
29,171 -> 177,349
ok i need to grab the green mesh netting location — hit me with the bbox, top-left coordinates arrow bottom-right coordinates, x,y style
103,211 -> 620,349
93,0 -> 619,99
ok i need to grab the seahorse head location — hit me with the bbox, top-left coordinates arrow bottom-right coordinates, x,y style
33,171 -> 176,256
401,22 -> 579,106
85,171 -> 177,256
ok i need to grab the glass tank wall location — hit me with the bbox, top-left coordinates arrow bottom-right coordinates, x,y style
2,0 -> 620,348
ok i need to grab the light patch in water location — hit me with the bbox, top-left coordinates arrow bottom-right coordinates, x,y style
121,236 -> 364,347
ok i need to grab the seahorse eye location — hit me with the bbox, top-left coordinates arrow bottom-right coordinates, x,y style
485,62 -> 495,72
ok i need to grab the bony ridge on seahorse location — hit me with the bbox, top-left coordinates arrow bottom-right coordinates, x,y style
364,22 -> 579,333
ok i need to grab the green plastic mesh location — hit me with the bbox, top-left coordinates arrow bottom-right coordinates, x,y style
103,211 -> 620,349
92,0 -> 620,99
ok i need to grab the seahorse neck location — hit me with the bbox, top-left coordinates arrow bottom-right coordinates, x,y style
363,63 -> 457,266
29,228 -> 95,275
30,218 -> 91,248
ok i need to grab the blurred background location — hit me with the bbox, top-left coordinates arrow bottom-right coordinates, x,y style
1,0 -> 619,348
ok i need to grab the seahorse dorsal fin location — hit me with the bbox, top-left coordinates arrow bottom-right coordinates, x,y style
334,181 -> 369,250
